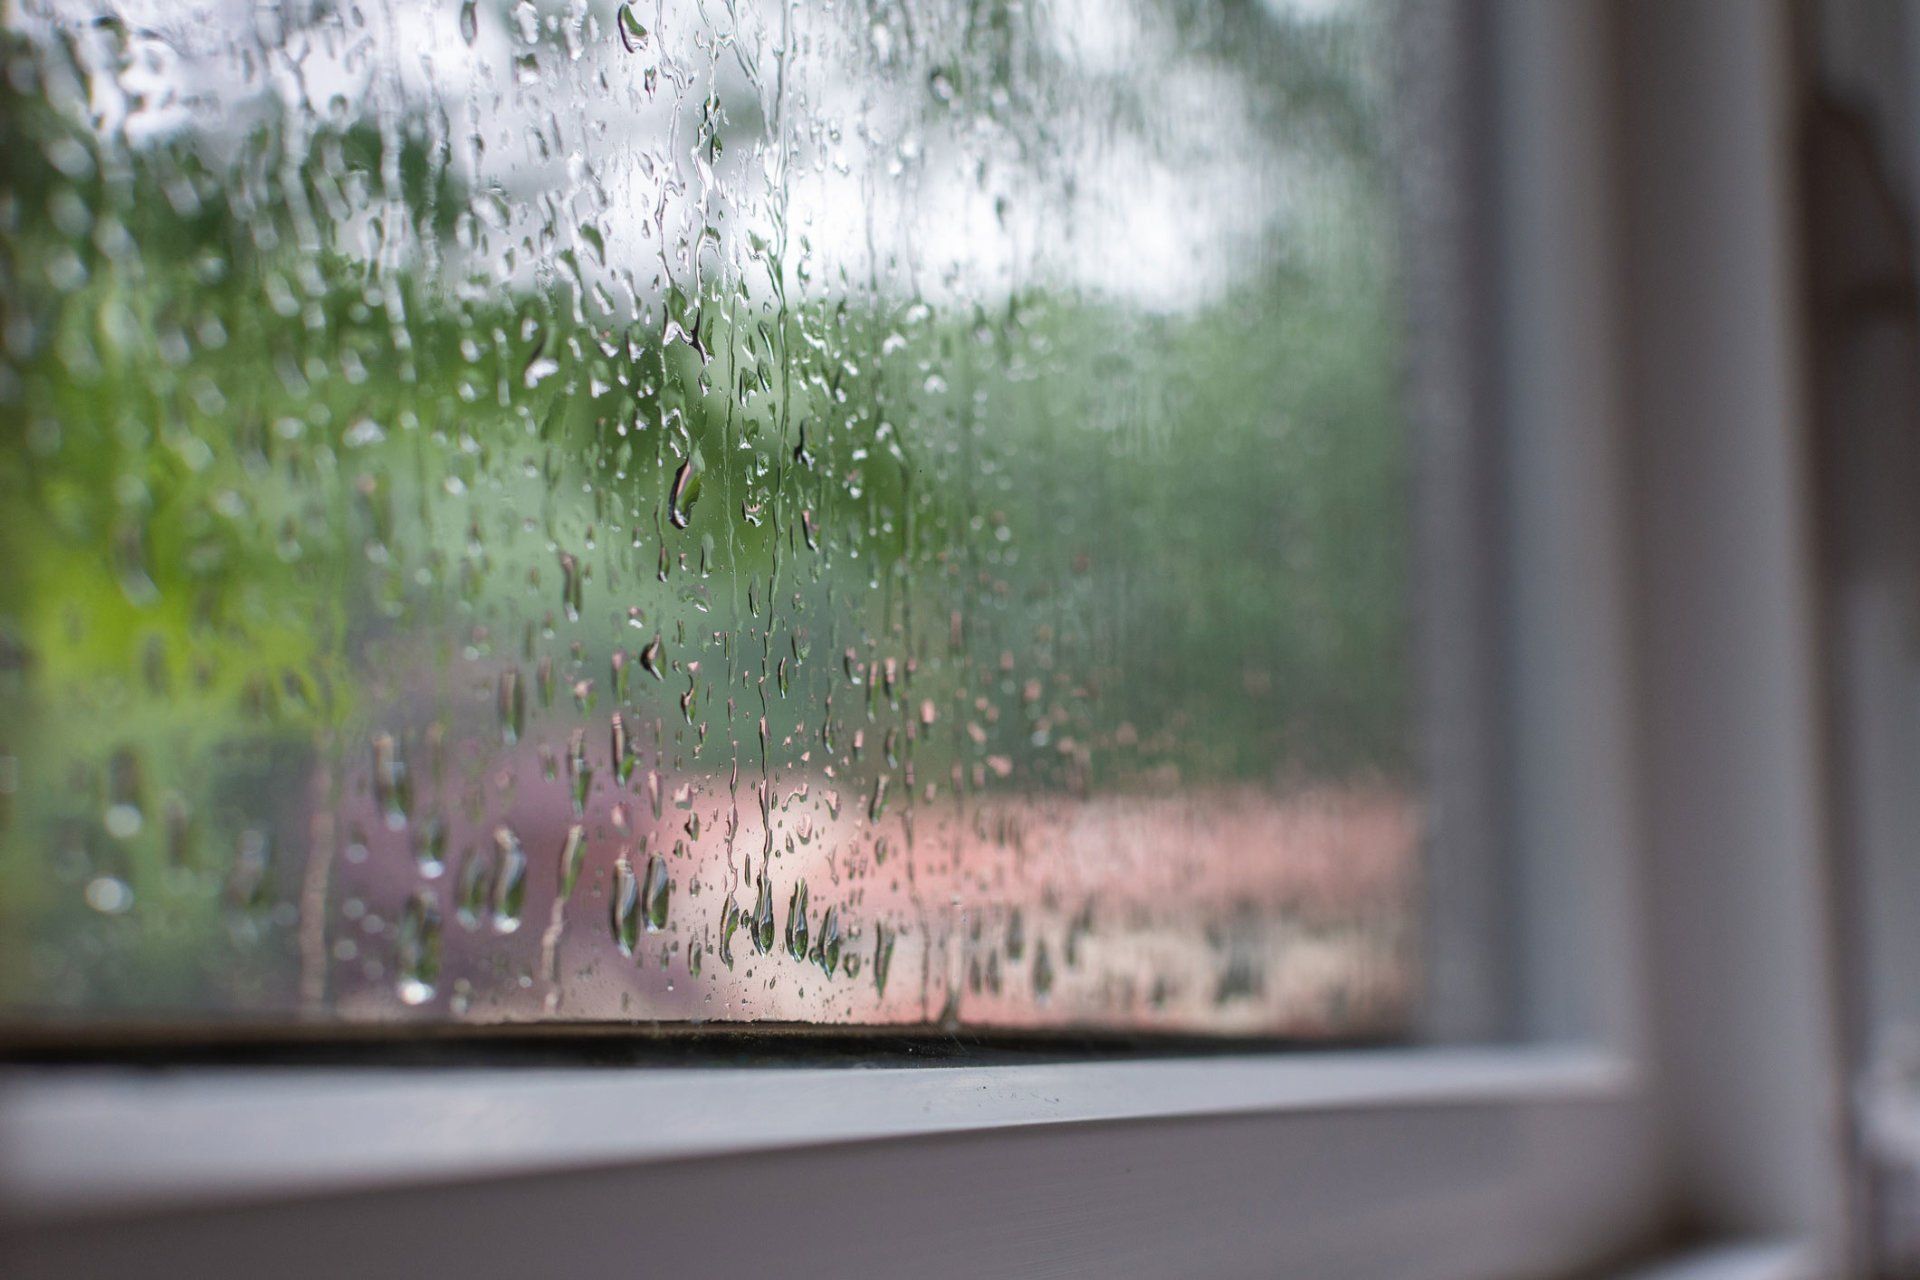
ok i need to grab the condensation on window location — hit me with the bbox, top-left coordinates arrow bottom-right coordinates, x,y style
0,0 -> 1417,1036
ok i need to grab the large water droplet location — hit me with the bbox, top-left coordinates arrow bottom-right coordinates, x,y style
567,729 -> 592,816
611,856 -> 640,956
814,905 -> 841,977
398,891 -> 442,1005
874,923 -> 895,996
611,712 -> 634,784
616,2 -> 649,52
668,457 -> 699,529
372,734 -> 411,831
414,815 -> 448,878
558,552 -> 583,622
491,827 -> 527,932
1033,940 -> 1055,1002
556,823 -> 586,898
718,898 -> 740,968
785,879 -> 810,960
498,667 -> 525,745
456,846 -> 492,929
751,873 -> 776,954
642,853 -> 670,931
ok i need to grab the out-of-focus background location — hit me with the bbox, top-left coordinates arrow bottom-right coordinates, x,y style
0,0 -> 1420,1039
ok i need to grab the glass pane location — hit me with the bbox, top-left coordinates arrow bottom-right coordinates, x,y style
0,0 -> 1417,1036
1807,1 -> 1920,1266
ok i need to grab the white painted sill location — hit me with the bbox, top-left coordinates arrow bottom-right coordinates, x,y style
1619,1241 -> 1825,1280
0,1044 -> 1628,1222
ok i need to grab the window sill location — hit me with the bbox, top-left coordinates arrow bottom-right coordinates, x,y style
1,1043 -> 1628,1221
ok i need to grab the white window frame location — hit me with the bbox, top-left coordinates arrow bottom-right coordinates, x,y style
0,4 -> 1854,1276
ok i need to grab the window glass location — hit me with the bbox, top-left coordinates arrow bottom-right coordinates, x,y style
1807,0 -> 1920,1263
0,0 -> 1416,1034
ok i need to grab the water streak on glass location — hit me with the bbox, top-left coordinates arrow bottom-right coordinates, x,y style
0,0 -> 1418,1035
